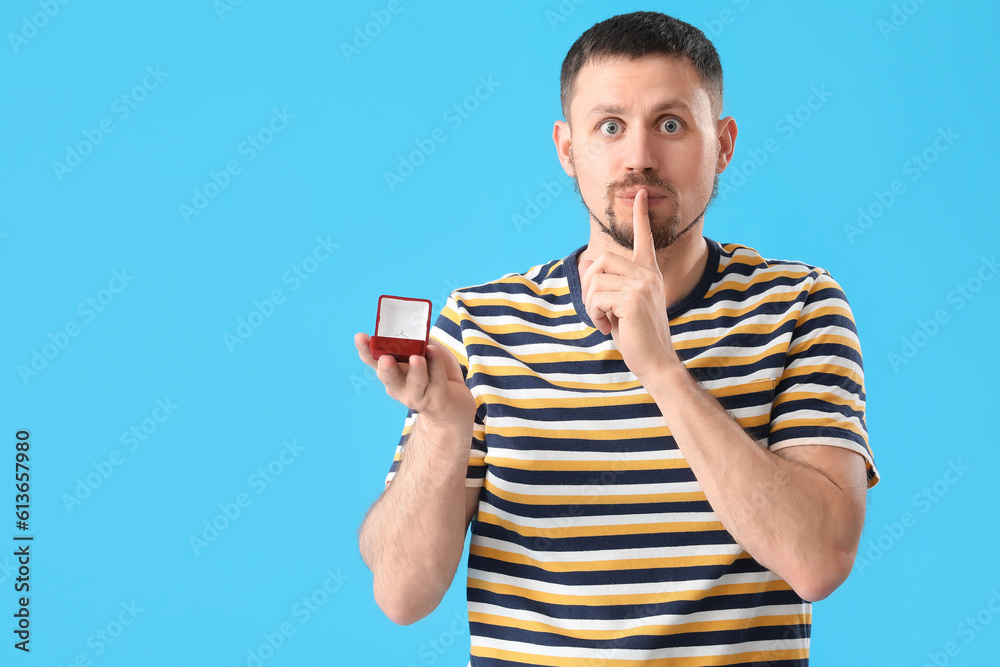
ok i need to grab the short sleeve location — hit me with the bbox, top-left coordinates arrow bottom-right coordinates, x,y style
768,270 -> 880,489
384,291 -> 487,487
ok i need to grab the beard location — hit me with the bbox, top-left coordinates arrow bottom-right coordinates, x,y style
572,167 -> 720,252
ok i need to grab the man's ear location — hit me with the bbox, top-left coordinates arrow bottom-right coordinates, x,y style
553,120 -> 575,177
715,116 -> 737,174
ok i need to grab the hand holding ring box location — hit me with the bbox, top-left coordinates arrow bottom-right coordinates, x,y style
369,295 -> 432,363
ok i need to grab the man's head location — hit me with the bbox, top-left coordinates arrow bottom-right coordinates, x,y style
553,11 -> 735,252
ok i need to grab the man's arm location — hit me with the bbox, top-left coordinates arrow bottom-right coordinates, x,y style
358,416 -> 480,625
578,189 -> 870,602
644,363 -> 867,602
354,333 -> 480,625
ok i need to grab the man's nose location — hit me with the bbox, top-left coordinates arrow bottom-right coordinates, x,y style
621,127 -> 658,172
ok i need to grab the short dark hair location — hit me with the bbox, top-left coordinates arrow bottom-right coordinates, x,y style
560,11 -> 724,122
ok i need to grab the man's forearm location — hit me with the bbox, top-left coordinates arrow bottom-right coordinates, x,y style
644,363 -> 860,601
359,416 -> 471,624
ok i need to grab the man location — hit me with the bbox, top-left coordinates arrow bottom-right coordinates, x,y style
356,11 -> 879,666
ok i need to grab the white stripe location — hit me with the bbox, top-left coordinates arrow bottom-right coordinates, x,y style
478,385 -> 650,401
488,415 -> 669,431
774,381 -> 864,405
460,290 -> 576,310
683,282 -> 806,314
471,635 -> 808,661
790,331 -> 862,353
472,535 -> 743,563
468,566 -> 776,598
773,407 -> 864,431
485,447 -> 685,462
466,315 -> 587,331
711,265 -> 812,288
486,474 -> 703,498
785,354 -> 863,378
480,503 -> 718,529
468,601 -> 807,632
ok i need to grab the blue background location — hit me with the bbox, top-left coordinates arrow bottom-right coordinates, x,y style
2,1 -> 997,665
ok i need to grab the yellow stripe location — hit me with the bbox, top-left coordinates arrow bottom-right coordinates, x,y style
771,416 -> 864,437
482,456 -> 691,472
788,331 -> 861,357
682,340 -> 788,369
670,298 -> 850,329
469,367 -> 643,391
475,510 -> 725,538
458,297 -> 573,318
462,278 -> 570,299
467,577 -> 792,607
485,485 -> 708,506
705,269 -> 815,297
471,646 -> 809,667
771,388 -> 864,413
468,575 -> 792,607
468,611 -> 809,642
486,426 -> 673,440
779,363 -> 863,387
476,392 -> 648,408
469,545 -> 746,572
465,325 -> 592,340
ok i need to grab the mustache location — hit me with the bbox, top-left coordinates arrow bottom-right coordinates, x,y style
606,174 -> 677,200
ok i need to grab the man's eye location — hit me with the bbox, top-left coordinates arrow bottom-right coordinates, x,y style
599,120 -> 622,136
662,118 -> 682,133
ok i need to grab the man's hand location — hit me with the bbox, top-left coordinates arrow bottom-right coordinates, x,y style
579,189 -> 680,382
354,333 -> 477,429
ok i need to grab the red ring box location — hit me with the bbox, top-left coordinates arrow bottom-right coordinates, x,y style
369,295 -> 432,363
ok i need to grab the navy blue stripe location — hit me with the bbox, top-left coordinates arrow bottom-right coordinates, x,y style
481,488 -> 713,519
486,466 -> 697,487
469,552 -> 764,586
468,621 -> 810,652
474,522 -> 738,551
479,433 -> 682,454
775,370 -> 864,401
467,587 -> 805,621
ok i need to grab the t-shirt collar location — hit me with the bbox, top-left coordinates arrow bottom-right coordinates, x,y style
563,236 -> 721,328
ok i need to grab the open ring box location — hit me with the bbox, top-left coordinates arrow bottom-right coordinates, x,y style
369,295 -> 433,363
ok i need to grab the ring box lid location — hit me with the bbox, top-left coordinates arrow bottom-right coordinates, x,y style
369,295 -> 432,362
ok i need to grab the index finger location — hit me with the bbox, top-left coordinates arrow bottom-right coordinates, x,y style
632,188 -> 656,269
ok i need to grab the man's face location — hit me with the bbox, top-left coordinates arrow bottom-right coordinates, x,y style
559,54 -> 724,251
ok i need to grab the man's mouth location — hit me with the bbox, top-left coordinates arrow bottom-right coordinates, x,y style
617,194 -> 666,206
616,190 -> 667,205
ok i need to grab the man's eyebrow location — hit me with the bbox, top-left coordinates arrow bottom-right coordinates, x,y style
587,100 -> 693,118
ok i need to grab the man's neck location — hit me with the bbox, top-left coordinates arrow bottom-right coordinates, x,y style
577,227 -> 710,311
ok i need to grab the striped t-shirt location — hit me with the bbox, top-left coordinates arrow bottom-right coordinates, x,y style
385,237 -> 879,666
